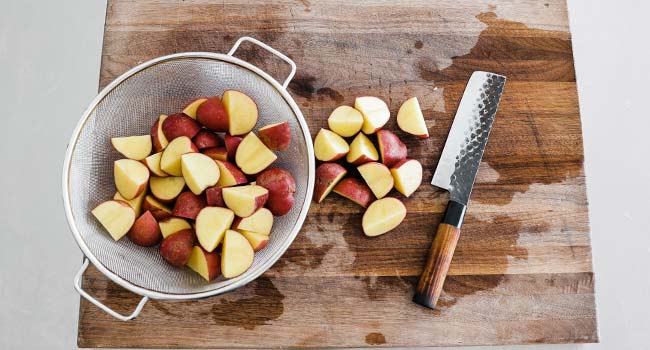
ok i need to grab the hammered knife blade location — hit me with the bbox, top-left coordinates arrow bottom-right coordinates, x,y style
413,71 -> 506,309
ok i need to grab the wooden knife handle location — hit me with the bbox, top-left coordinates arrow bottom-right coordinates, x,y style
413,201 -> 466,309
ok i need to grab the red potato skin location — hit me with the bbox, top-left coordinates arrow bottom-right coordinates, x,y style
127,211 -> 162,247
333,178 -> 373,208
258,122 -> 291,150
201,147 -> 228,161
160,229 -> 196,267
150,118 -> 166,152
162,113 -> 201,141
205,186 -> 226,207
142,196 -> 172,220
198,247 -> 222,281
314,163 -> 347,203
192,130 -> 222,150
377,130 -> 407,167
172,191 -> 207,220
348,154 -> 376,166
196,96 -> 229,132
224,134 -> 243,161
255,168 -> 296,216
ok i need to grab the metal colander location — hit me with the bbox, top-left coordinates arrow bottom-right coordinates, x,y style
62,37 -> 314,320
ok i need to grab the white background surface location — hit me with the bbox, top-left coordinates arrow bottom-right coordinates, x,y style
1,0 -> 648,349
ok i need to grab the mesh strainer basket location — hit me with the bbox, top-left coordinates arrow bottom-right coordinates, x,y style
62,37 -> 314,321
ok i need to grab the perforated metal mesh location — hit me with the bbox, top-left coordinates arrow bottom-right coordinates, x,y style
66,56 -> 310,296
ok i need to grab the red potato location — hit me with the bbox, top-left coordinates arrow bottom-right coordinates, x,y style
255,168 -> 296,216
192,130 -> 222,150
222,90 -> 258,136
235,132 -> 277,175
160,229 -> 196,267
327,105 -> 364,137
114,159 -> 149,200
232,207 -> 273,235
196,96 -> 229,132
149,176 -> 185,203
258,121 -> 291,150
362,197 -> 406,237
346,132 -> 379,165
181,153 -> 220,194
221,230 -> 254,278
215,160 -> 247,187
151,114 -> 169,152
205,185 -> 226,207
113,190 -> 146,217
397,97 -> 429,138
159,217 -> 191,238
91,200 -> 136,241
172,191 -> 207,220
391,159 -> 423,197
162,113 -> 201,141
143,152 -> 168,177
187,246 -> 221,281
358,162 -> 394,199
222,185 -> 269,218
314,129 -> 349,161
111,135 -> 152,161
224,134 -> 243,161
160,136 -> 198,176
195,206 -> 234,252
142,195 -> 172,220
333,178 -> 373,208
240,230 -> 269,252
201,147 -> 228,161
182,97 -> 208,120
377,129 -> 407,167
355,96 -> 390,134
314,163 -> 347,203
127,211 -> 162,247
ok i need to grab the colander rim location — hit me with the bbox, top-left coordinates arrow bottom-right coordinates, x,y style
61,51 -> 315,300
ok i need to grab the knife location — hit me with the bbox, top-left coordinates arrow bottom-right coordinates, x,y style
413,71 -> 506,309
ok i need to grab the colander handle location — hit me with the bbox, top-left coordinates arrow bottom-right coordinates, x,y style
227,36 -> 297,89
74,259 -> 149,321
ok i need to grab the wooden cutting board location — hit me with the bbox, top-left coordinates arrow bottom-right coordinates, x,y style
78,0 -> 597,347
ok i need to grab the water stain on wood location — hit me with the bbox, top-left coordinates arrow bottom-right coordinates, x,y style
210,277 -> 284,329
365,332 -> 386,345
289,74 -> 344,103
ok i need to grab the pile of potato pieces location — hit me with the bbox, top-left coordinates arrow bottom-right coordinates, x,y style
91,90 -> 297,282
313,96 -> 427,237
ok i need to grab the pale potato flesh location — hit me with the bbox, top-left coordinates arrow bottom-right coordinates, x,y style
235,133 -> 277,174
160,136 -> 196,176
111,135 -> 153,160
221,230 -> 254,278
113,190 -> 146,217
240,230 -> 269,252
314,129 -> 349,161
182,98 -> 208,119
391,159 -> 423,197
327,105 -> 364,137
195,206 -> 234,252
181,153 -> 220,194
223,90 -> 258,136
362,197 -> 406,237
346,132 -> 378,164
222,185 -> 269,217
355,96 -> 390,134
397,97 -> 429,137
235,208 -> 273,235
91,200 -> 136,241
149,176 -> 185,202
114,159 -> 149,200
159,217 -> 191,238
358,162 -> 394,199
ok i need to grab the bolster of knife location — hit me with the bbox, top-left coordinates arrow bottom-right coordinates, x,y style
413,200 -> 466,309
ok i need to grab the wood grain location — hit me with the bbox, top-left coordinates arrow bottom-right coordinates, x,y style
78,0 -> 597,347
